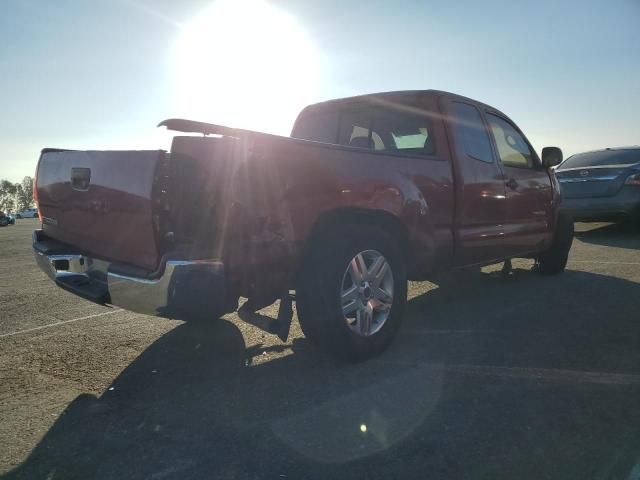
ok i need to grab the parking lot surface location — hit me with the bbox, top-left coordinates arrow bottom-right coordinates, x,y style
1,219 -> 640,479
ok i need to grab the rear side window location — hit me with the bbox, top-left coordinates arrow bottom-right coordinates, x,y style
291,110 -> 339,144
450,102 -> 493,163
371,109 -> 435,155
559,149 -> 640,169
338,109 -> 372,149
486,113 -> 534,168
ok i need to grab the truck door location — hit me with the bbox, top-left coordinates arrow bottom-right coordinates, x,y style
484,112 -> 554,257
442,99 -> 508,266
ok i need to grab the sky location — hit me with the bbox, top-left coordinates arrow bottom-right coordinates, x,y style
1,0 -> 639,182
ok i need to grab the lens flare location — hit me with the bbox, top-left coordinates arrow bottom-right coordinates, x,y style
172,0 -> 319,135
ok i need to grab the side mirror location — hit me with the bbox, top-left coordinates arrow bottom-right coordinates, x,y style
541,146 -> 563,168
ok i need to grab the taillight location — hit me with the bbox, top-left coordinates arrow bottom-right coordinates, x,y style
34,157 -> 41,222
625,173 -> 640,186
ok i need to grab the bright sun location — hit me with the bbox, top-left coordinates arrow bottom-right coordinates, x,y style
172,0 -> 319,136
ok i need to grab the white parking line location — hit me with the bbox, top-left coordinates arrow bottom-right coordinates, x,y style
0,309 -> 123,339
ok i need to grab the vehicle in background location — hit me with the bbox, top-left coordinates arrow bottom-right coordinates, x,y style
0,212 -> 12,227
15,208 -> 39,219
556,147 -> 640,222
7,213 -> 16,224
32,90 -> 572,362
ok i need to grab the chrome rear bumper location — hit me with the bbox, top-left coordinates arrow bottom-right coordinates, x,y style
33,230 -> 229,319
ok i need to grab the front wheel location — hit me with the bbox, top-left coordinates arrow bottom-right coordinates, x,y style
535,212 -> 574,275
296,225 -> 407,362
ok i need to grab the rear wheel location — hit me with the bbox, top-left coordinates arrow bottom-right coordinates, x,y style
535,212 -> 574,275
297,225 -> 407,362
620,213 -> 640,232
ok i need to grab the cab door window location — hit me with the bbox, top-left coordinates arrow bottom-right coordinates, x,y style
486,113 -> 535,168
450,102 -> 494,163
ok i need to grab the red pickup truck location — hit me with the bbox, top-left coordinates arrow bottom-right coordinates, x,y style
33,90 -> 572,361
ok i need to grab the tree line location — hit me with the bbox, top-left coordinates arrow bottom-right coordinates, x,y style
0,177 -> 35,213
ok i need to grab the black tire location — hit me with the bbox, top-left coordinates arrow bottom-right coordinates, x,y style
620,213 -> 640,232
296,224 -> 407,362
535,212 -> 574,275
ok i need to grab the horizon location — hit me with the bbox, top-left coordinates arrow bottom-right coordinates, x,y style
1,0 -> 639,182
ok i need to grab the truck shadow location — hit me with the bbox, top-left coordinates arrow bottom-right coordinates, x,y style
575,222 -> 640,250
4,269 -> 640,479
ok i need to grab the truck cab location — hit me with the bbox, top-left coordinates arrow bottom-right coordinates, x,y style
292,91 -> 560,269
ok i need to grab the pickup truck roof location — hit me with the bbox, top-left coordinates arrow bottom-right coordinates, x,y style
298,89 -> 506,117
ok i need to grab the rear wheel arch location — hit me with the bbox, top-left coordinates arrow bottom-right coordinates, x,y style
298,207 -> 411,273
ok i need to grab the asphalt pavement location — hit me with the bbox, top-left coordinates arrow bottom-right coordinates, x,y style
1,218 -> 640,479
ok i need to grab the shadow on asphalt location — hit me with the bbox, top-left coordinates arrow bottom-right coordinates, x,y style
575,222 -> 640,250
4,269 -> 640,479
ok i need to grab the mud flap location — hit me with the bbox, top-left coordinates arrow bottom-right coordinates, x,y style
273,293 -> 294,342
160,263 -> 229,320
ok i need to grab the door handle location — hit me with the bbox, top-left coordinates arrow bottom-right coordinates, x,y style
506,178 -> 518,190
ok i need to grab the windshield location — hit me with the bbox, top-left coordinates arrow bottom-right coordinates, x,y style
559,149 -> 640,169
